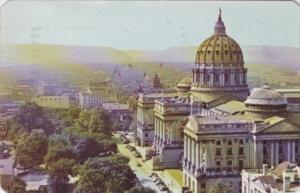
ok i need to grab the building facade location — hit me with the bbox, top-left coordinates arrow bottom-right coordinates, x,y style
182,85 -> 300,193
136,89 -> 177,147
152,98 -> 190,170
242,162 -> 300,193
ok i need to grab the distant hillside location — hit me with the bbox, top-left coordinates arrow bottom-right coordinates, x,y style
1,44 -> 299,89
124,45 -> 300,71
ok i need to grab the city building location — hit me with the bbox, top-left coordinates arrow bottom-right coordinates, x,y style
33,95 -> 70,109
136,89 -> 177,148
242,162 -> 300,193
182,84 -> 300,193
134,10 -> 300,193
152,98 -> 190,170
101,102 -> 133,130
79,80 -> 114,108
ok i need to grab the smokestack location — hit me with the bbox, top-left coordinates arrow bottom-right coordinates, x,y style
283,175 -> 290,193
263,164 -> 268,176
283,166 -> 294,193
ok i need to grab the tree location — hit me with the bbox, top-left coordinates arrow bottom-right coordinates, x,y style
15,129 -> 48,168
2,176 -> 26,193
125,186 -> 156,193
73,137 -> 104,163
75,155 -> 137,193
45,144 -> 75,168
48,174 -> 70,193
88,109 -> 112,135
14,102 -> 54,135
74,170 -> 106,193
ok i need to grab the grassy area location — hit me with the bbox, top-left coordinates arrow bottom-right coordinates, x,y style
165,169 -> 183,187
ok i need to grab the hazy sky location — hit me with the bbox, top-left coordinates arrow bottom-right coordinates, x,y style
1,1 -> 299,50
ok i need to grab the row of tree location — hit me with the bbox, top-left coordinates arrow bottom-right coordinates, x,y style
5,103 -> 154,193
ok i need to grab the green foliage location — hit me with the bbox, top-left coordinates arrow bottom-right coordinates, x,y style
14,102 -> 54,135
125,186 -> 156,193
74,170 -> 106,193
209,179 -> 233,193
75,155 -> 137,193
15,129 -> 48,168
2,176 -> 26,193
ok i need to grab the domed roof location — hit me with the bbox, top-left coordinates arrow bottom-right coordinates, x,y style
195,10 -> 244,67
245,85 -> 287,106
176,76 -> 192,93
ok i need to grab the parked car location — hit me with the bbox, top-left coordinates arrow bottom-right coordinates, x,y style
159,185 -> 168,191
136,162 -> 142,167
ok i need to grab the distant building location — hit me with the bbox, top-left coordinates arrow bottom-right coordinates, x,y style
242,162 -> 300,193
33,95 -> 70,109
79,81 -> 113,108
101,102 -> 133,123
153,74 -> 161,89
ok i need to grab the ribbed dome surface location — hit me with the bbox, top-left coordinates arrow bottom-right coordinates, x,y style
245,85 -> 287,106
195,10 -> 244,67
195,35 -> 244,67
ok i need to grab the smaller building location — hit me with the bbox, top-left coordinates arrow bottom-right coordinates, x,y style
242,162 -> 300,193
101,102 -> 133,130
79,81 -> 113,108
33,95 -> 70,109
136,89 -> 177,147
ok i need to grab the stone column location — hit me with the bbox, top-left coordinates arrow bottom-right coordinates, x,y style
184,134 -> 187,159
196,141 -> 199,169
287,141 -> 291,162
271,141 -> 275,166
275,142 -> 279,165
291,141 -> 296,163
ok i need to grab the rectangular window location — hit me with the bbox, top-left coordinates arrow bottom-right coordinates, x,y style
216,161 -> 221,172
239,147 -> 244,155
227,148 -> 232,155
239,160 -> 244,170
227,160 -> 232,171
216,148 -> 222,156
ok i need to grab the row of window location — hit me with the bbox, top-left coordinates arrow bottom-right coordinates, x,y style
39,97 -> 63,101
216,147 -> 244,156
199,50 -> 241,55
215,159 -> 244,171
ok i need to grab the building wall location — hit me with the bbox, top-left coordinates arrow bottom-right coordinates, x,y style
34,95 -> 70,109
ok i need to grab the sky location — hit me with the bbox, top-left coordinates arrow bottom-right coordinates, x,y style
0,1 -> 299,50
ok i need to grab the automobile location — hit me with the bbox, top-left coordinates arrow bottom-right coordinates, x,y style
153,177 -> 160,183
136,162 -> 142,167
159,185 -> 169,191
135,154 -> 142,158
151,176 -> 159,182
123,139 -> 130,144
155,179 -> 164,186
148,172 -> 157,177
126,144 -> 131,149
130,147 -> 136,152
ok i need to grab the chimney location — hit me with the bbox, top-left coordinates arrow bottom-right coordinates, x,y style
263,164 -> 268,176
283,166 -> 294,193
283,175 -> 290,193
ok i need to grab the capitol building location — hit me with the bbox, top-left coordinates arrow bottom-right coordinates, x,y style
135,10 -> 300,193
